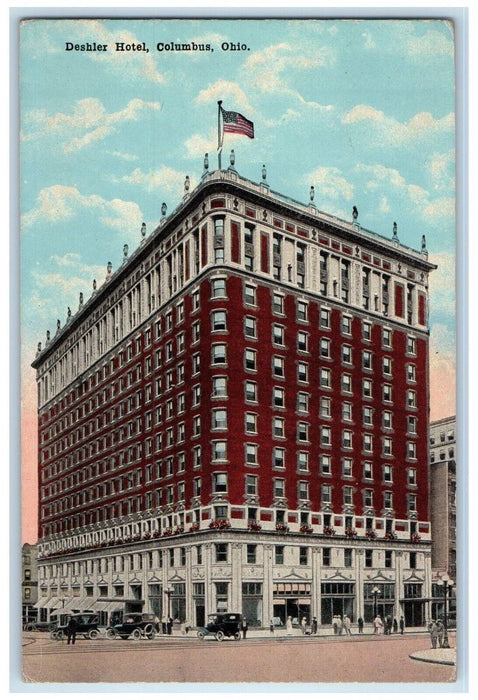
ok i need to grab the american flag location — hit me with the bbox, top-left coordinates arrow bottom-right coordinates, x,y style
221,108 -> 254,139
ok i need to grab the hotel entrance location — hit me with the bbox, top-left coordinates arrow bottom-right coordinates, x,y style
320,582 -> 355,624
272,582 -> 311,626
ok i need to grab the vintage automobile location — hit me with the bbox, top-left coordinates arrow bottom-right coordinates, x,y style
106,613 -> 157,640
51,613 -> 101,640
197,613 -> 243,641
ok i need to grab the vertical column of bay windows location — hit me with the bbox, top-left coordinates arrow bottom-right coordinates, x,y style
213,216 -> 225,264
371,271 -> 381,314
282,237 -> 295,284
272,233 -> 282,280
407,283 -> 415,326
319,251 -> 328,296
340,259 -> 350,303
296,241 -> 306,289
244,222 -> 255,271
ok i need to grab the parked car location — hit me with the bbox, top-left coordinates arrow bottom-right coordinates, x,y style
51,613 -> 101,640
106,613 -> 157,640
23,621 -> 54,632
197,613 -> 243,641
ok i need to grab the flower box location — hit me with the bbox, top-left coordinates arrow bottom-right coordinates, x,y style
300,525 -> 313,534
248,520 -> 262,532
323,526 -> 336,536
162,529 -> 173,537
365,529 -> 377,540
275,523 -> 290,532
384,531 -> 397,541
209,519 -> 231,530
189,522 -> 200,532
410,533 -> 421,543
345,527 -> 357,538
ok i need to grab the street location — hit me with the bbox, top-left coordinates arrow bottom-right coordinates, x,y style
22,632 -> 456,685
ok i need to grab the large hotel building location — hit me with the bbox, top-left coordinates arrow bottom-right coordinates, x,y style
32,159 -> 436,629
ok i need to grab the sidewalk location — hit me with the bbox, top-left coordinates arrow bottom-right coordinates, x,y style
176,626 -> 431,640
409,647 -> 456,666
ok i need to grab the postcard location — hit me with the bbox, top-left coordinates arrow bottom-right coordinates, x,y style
19,15 -> 459,687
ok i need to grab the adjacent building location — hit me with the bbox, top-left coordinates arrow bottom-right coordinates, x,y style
32,160 -> 436,628
22,542 -> 38,626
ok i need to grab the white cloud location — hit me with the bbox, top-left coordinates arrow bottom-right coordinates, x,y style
108,150 -> 139,162
114,166 -> 196,196
184,130 -> 217,159
22,97 -> 161,153
22,184 -> 143,234
407,28 -> 454,59
307,166 -> 354,202
379,196 -> 390,213
342,105 -> 454,144
244,43 -> 334,110
427,150 -> 455,191
429,251 -> 456,317
196,81 -> 254,115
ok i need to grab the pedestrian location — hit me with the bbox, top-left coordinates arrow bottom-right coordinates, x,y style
436,619 -> 445,648
286,616 -> 293,634
337,615 -> 343,636
241,616 -> 248,639
373,614 -> 383,635
357,617 -> 364,634
161,615 -> 167,634
399,616 -> 405,635
301,616 -> 307,634
311,616 -> 318,635
333,615 -> 338,635
66,616 -> 78,645
393,618 -> 398,634
386,616 -> 393,636
428,620 -> 439,649
167,617 -> 173,635
154,615 -> 160,634
270,618 -> 275,634
343,614 -> 352,635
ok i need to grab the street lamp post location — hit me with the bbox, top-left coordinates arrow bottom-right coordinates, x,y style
440,574 -> 454,649
372,586 -> 380,620
165,587 -> 173,620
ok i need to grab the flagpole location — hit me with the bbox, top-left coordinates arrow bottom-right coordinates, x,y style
217,100 -> 223,170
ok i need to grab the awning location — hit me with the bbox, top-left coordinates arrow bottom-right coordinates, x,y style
47,597 -> 60,610
33,596 -> 50,609
96,600 -> 124,612
75,596 -> 98,611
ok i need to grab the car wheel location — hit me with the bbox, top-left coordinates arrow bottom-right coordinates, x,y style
106,628 -> 117,640
143,624 -> 154,639
25,624 -> 35,632
197,630 -> 205,639
88,629 -> 100,640
56,630 -> 64,641
49,630 -> 57,640
234,631 -> 241,641
215,630 -> 225,641
132,628 -> 142,640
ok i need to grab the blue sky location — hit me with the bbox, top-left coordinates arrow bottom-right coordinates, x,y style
20,17 -> 456,425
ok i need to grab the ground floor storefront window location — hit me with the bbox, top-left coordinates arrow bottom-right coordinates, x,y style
242,582 -> 263,627
363,582 -> 395,623
273,582 -> 311,626
320,582 -> 355,623
193,582 -> 205,627
172,582 -> 186,621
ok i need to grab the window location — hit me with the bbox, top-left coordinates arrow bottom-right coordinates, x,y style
383,437 -> 393,456
273,293 -> 284,315
212,376 -> 227,397
363,321 -> 372,340
384,491 -> 393,509
297,392 -> 309,413
342,345 -> 352,364
273,324 -> 285,345
212,442 -> 227,462
363,489 -> 373,507
321,484 -> 332,504
244,284 -> 256,306
407,336 -> 417,355
363,406 -> 373,426
273,356 -> 285,377
212,310 -> 227,332
365,550 -> 373,568
363,350 -> 373,371
382,411 -> 392,430
408,493 -> 417,512
383,465 -> 393,482
245,381 -> 257,402
298,480 -> 309,500
383,357 -> 392,376
247,544 -> 257,564
245,444 -> 258,465
192,353 -> 201,374
273,387 -> 285,408
299,547 -> 308,565
275,545 -> 284,565
212,344 -> 227,365
213,472 -> 228,492
245,349 -> 257,371
212,409 -> 227,430
273,447 -> 285,469
363,434 -> 373,453
321,426 -> 331,447
215,543 -> 228,562
322,548 -> 331,566
211,278 -> 226,298
385,551 -> 392,568
297,452 -> 309,472
409,552 -> 417,569
363,379 -> 373,398
320,308 -> 331,328
297,301 -> 308,322
297,331 -> 308,352
344,549 -> 353,567
320,397 -> 331,418
297,362 -> 308,383
273,417 -> 285,438
320,338 -> 331,358
342,458 -> 353,477
343,486 -> 353,505
320,454 -> 331,475
245,474 -> 258,496
407,442 -> 417,460
342,374 -> 352,394
320,368 -> 332,388
383,328 -> 392,348
244,316 -> 257,339
342,315 -> 352,335
408,468 -> 417,486
407,390 -> 417,409
297,422 -> 309,442
383,384 -> 393,402
245,413 -> 257,434
363,463 -> 373,480
342,430 -> 353,449
407,416 -> 418,434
